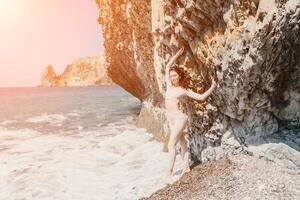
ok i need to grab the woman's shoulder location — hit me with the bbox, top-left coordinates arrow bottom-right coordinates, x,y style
179,87 -> 189,97
181,88 -> 195,98
180,87 -> 190,93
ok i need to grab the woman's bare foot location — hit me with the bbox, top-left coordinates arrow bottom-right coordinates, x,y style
180,167 -> 191,177
165,169 -> 174,184
166,169 -> 173,177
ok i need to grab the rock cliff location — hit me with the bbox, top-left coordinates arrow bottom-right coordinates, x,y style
40,56 -> 114,86
40,65 -> 60,86
96,0 -> 300,167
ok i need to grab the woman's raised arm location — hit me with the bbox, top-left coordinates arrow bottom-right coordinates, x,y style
185,79 -> 217,101
165,47 -> 184,88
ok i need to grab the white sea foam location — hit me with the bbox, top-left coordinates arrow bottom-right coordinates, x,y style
67,112 -> 80,117
25,113 -> 67,124
0,120 -> 17,126
76,126 -> 83,130
0,117 -> 183,200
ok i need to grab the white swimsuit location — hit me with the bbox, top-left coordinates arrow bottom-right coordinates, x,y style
165,86 -> 204,130
165,87 -> 186,101
165,86 -> 204,101
165,87 -> 189,133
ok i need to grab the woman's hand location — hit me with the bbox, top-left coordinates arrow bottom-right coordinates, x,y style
211,78 -> 217,89
176,47 -> 184,56
166,46 -> 185,75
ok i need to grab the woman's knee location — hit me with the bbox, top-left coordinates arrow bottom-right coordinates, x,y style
168,138 -> 177,149
179,137 -> 187,149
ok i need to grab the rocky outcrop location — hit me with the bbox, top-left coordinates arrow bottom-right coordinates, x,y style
96,0 -> 165,140
40,65 -> 60,86
96,0 -> 300,164
40,56 -> 114,86
96,0 -> 162,102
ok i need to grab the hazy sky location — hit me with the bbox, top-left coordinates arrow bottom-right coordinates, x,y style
0,0 -> 104,87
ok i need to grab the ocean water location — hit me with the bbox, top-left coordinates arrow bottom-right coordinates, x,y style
0,86 -> 183,200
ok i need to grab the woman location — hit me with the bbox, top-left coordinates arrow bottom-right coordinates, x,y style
165,46 -> 217,180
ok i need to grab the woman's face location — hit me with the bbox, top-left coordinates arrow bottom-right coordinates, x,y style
169,70 -> 180,86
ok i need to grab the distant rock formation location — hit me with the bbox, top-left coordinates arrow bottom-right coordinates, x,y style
40,56 -> 114,86
40,65 -> 60,86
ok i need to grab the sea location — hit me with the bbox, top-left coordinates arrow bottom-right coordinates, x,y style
0,86 -> 183,200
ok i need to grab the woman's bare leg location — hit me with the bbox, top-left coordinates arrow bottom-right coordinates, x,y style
166,113 -> 188,178
166,131 -> 178,177
178,134 -> 186,160
178,134 -> 191,176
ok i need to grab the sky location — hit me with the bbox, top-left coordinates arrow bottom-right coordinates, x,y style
0,0 -> 104,87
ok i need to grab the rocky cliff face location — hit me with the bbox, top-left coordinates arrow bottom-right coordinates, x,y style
40,56 -> 114,86
96,0 -> 162,103
96,0 -> 300,166
40,65 -> 60,86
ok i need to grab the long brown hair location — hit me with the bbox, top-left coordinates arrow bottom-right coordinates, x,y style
169,64 -> 188,89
